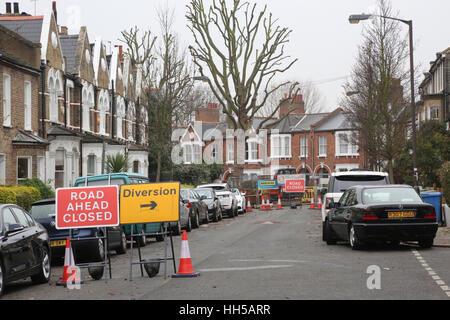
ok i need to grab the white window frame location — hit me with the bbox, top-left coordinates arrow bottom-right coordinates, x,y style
318,136 -> 327,157
300,136 -> 308,158
24,81 -> 32,131
271,134 -> 292,159
245,140 -> 260,163
17,156 -> 32,184
227,140 -> 234,164
87,154 -> 96,176
335,131 -> 359,157
3,74 -> 11,127
429,105 -> 439,121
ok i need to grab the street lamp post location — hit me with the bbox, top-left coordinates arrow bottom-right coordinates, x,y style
349,13 -> 419,191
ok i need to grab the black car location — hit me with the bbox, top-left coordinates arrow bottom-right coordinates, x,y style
180,189 -> 209,228
0,204 -> 51,297
194,188 -> 223,222
29,199 -> 127,264
323,185 -> 439,250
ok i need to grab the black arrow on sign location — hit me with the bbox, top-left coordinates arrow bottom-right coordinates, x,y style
140,201 -> 158,210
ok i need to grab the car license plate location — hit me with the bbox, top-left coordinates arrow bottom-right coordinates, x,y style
388,211 -> 415,219
50,240 -> 67,247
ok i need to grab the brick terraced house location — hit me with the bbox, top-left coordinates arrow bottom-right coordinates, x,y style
0,2 -> 149,188
178,95 -> 365,188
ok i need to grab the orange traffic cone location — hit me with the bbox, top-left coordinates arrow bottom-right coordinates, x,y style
246,199 -> 252,212
317,197 -> 323,210
310,197 -> 315,209
172,231 -> 200,278
57,238 -> 84,287
261,196 -> 266,210
277,194 -> 282,210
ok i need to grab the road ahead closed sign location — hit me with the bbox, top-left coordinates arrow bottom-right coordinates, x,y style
56,186 -> 119,230
120,182 -> 180,224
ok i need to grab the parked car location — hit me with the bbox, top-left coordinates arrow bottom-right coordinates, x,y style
73,173 -> 165,245
181,189 -> 209,227
323,185 -> 439,250
321,170 -> 390,222
0,204 -> 51,297
197,183 -> 238,218
29,199 -> 127,264
169,198 -> 193,236
194,188 -> 223,222
231,188 -> 246,214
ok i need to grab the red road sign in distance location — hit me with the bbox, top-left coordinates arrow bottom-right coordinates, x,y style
56,186 -> 119,230
285,179 -> 305,193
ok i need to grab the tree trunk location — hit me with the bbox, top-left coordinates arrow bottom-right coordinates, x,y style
388,159 -> 395,184
156,151 -> 162,183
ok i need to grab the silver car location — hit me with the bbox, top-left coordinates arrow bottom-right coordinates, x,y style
197,183 -> 238,218
169,199 -> 192,236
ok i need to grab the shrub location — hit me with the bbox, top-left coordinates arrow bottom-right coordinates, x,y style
9,186 -> 41,211
439,161 -> 450,203
0,187 -> 17,205
22,178 -> 55,200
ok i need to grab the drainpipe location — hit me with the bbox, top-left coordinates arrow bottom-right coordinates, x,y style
78,80 -> 83,176
110,80 -> 115,140
40,63 -> 46,139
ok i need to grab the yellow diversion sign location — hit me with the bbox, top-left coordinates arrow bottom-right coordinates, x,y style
119,182 -> 180,224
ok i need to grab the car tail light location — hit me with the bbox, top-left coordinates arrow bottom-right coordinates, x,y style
362,207 -> 378,221
424,207 -> 436,220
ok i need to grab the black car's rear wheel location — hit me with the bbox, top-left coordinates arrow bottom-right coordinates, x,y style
203,211 -> 210,224
116,230 -> 127,255
192,211 -> 200,229
349,225 -> 363,250
0,259 -> 5,297
31,246 -> 51,284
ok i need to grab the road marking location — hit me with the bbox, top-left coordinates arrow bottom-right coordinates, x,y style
412,249 -> 449,299
198,265 -> 293,272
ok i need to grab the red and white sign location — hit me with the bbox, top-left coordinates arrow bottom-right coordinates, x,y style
285,179 -> 305,193
56,186 -> 119,230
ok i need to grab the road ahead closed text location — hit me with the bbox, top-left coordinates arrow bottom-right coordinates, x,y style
56,186 -> 119,229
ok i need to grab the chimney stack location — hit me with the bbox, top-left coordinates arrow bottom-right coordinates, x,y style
60,26 -> 68,35
52,1 -> 57,23
13,2 -> 19,14
6,3 -> 11,14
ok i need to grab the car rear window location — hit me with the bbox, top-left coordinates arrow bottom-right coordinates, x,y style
30,203 -> 56,219
362,188 -> 423,205
333,175 -> 387,192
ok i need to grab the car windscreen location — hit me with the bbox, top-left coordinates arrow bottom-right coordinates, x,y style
195,189 -> 213,199
29,203 -> 56,219
334,176 -> 387,192
181,190 -> 191,199
362,188 -> 423,205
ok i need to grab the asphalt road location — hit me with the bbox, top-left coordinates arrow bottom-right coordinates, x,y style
3,206 -> 450,300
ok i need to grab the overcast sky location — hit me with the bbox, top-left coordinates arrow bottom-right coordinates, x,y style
10,0 -> 450,112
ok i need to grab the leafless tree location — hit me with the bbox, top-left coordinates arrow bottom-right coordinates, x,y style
186,0 -> 299,132
341,0 -> 412,182
121,7 -> 195,182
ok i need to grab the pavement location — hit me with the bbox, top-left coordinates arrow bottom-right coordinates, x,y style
435,227 -> 450,247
